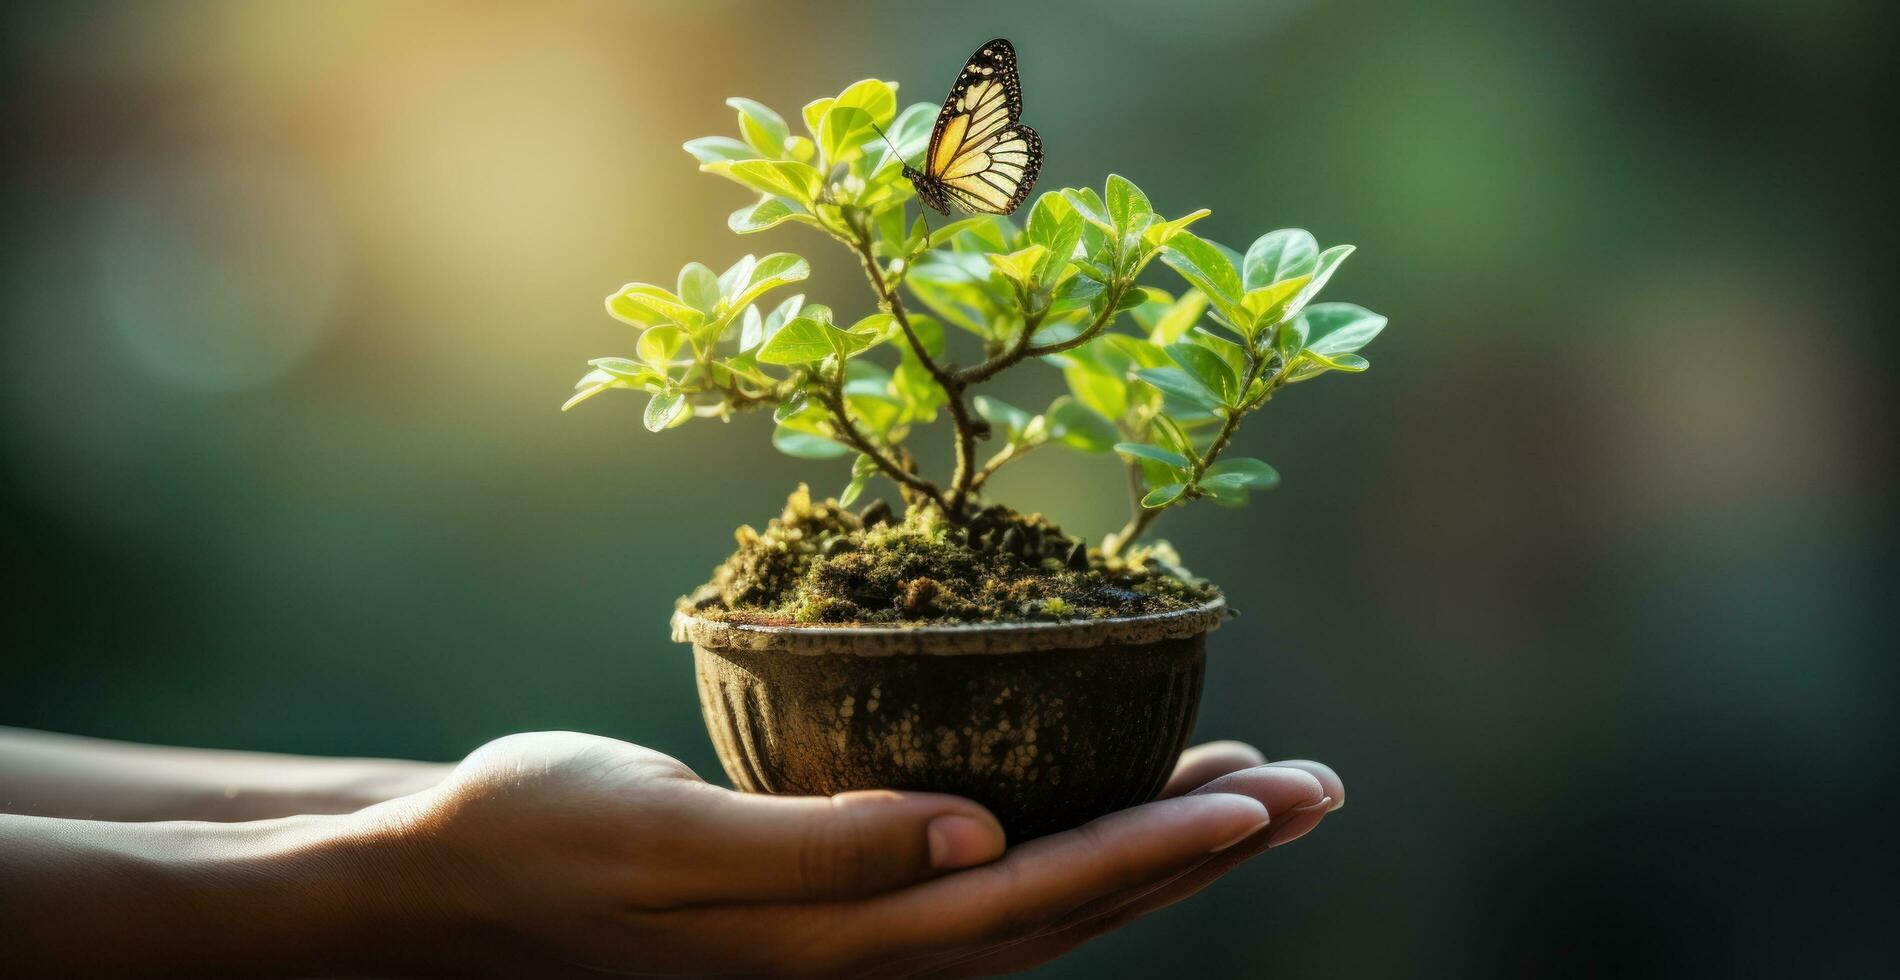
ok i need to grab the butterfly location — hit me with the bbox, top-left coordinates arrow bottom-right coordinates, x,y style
901,38 -> 1042,216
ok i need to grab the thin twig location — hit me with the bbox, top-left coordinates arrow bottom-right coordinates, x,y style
815,382 -> 951,513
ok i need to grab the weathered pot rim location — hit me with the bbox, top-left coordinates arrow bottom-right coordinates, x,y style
671,597 -> 1228,657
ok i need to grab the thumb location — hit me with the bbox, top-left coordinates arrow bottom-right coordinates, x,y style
646,781 -> 1007,905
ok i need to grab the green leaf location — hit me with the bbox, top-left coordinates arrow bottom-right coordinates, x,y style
606,283 -> 700,328
1034,212 -> 1085,287
1113,442 -> 1191,471
1149,291 -> 1208,345
729,197 -> 813,234
1274,316 -> 1309,360
587,357 -> 660,385
1202,457 -> 1280,490
819,105 -> 873,165
683,136 -> 758,165
1064,361 -> 1128,420
636,325 -> 686,369
728,252 -> 811,313
1166,342 -> 1237,404
1161,232 -> 1245,322
1046,398 -> 1117,453
1242,229 -> 1319,291
677,263 -> 720,314
1061,186 -> 1116,234
772,426 -> 849,459
727,97 -> 789,158
1141,483 -> 1187,508
834,79 -> 899,128
756,310 -> 882,365
986,244 -> 1049,286
1143,208 -> 1211,249
773,390 -> 810,423
700,159 -> 822,203
801,97 -> 834,139
1301,303 -> 1388,357
1240,273 -> 1314,334
644,391 -> 688,432
973,395 -> 1034,441
1134,367 -> 1223,411
1301,244 -> 1354,304
1105,174 -> 1152,230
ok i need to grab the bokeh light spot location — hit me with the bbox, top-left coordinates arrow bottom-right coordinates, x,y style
94,153 -> 341,393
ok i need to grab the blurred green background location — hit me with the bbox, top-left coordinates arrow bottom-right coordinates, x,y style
3,1 -> 1892,975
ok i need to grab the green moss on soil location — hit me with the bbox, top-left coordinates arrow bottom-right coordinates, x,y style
681,485 -> 1221,626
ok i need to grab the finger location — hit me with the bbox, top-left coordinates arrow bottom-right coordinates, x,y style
923,765 -> 1332,975
1263,758 -> 1345,813
1159,740 -> 1266,798
643,781 -> 1006,905
816,792 -> 1270,972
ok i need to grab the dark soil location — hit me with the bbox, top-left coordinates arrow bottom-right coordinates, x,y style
681,486 -> 1220,626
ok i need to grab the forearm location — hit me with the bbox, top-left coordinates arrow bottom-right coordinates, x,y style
0,810 -> 442,977
0,727 -> 451,822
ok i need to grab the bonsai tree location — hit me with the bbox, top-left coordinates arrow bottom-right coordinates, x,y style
565,75 -> 1386,586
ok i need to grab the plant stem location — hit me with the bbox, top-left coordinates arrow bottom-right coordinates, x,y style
843,225 -> 981,515
1104,347 -> 1280,558
954,281 -> 1127,386
815,381 -> 950,513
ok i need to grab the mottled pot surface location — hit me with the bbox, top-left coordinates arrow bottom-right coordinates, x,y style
677,600 -> 1225,841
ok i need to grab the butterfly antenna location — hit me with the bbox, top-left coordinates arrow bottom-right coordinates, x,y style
871,122 -> 933,249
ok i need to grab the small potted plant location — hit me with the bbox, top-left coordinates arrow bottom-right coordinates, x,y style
565,55 -> 1385,841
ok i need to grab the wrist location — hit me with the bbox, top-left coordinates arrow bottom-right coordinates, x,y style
0,810 -> 461,976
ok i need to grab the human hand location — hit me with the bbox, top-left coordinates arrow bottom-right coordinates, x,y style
356,731 -> 1342,976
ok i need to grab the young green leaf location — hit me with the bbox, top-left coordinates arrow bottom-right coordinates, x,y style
644,391 -> 688,432
819,105 -> 874,164
727,97 -> 790,158
606,284 -> 700,329
700,159 -> 822,203
1242,229 -> 1319,291
1300,303 -> 1388,357
727,253 -> 811,313
729,197 -> 814,234
1113,442 -> 1192,471
1165,342 -> 1237,405
683,136 -> 759,165
1135,366 -> 1223,411
678,263 -> 721,314
1105,174 -> 1153,230
1161,232 -> 1245,323
1141,483 -> 1188,508
756,310 -> 883,365
636,325 -> 686,369
772,426 -> 849,459
1202,457 -> 1280,490
1239,273 -> 1314,333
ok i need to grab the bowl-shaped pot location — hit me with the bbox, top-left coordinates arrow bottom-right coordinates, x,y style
672,600 -> 1225,842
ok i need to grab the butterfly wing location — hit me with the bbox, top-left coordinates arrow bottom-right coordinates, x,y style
916,38 -> 1042,215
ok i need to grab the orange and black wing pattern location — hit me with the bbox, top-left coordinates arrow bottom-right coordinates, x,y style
904,39 -> 1042,216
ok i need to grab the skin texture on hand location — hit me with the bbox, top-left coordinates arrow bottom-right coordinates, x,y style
0,731 -> 1343,977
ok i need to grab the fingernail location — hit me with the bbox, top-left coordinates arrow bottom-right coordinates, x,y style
928,814 -> 1002,869
1266,795 -> 1333,848
1211,818 -> 1271,853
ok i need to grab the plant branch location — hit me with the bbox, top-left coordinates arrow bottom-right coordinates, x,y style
842,221 -> 981,515
1104,346 -> 1280,557
955,280 -> 1127,386
814,381 -> 951,513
